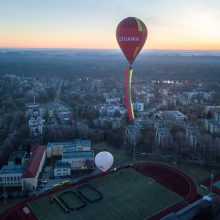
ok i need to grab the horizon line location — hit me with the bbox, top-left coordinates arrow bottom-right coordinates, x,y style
0,47 -> 220,52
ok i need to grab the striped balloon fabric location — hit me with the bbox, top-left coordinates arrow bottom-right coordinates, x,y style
116,17 -> 147,65
116,17 -> 148,122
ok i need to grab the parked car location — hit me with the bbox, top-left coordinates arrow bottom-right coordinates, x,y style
44,188 -> 52,192
42,180 -> 48,184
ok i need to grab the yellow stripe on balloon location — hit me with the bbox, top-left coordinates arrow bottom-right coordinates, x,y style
135,18 -> 142,32
133,46 -> 139,58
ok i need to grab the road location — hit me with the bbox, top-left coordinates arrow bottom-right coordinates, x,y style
34,168 -> 102,195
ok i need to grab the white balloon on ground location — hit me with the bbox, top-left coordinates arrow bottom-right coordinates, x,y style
95,151 -> 114,172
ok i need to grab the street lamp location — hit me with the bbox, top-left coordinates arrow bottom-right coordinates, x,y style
210,170 -> 214,194
133,142 -> 136,161
3,182 -> 7,205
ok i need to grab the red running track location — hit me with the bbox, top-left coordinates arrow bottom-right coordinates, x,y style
132,163 -> 201,219
0,163 -> 200,220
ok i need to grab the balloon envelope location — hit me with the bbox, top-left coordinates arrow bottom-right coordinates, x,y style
95,151 -> 114,172
116,17 -> 147,65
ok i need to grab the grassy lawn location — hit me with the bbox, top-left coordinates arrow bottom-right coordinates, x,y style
93,142 -> 130,165
139,157 -> 219,184
213,180 -> 220,188
139,157 -> 220,195
177,164 -> 213,184
0,197 -> 25,214
29,168 -> 181,220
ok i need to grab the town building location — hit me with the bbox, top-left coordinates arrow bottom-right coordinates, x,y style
126,124 -> 140,145
133,102 -> 144,112
54,160 -> 71,178
93,117 -> 122,130
162,111 -> 187,121
156,127 -> 172,148
22,145 -> 46,191
26,101 -> 45,138
62,150 -> 94,170
204,106 -> 220,114
94,104 -> 127,117
186,125 -> 204,151
0,165 -> 24,188
205,111 -> 220,135
8,151 -> 28,166
103,93 -> 121,104
0,146 -> 46,191
46,139 -> 91,158
28,117 -> 45,137
26,102 -> 43,118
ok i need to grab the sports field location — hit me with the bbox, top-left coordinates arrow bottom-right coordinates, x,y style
29,168 -> 182,220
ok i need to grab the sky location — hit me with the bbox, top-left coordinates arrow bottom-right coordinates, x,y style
0,0 -> 220,50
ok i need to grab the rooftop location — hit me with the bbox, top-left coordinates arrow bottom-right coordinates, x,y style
74,139 -> 91,148
47,141 -> 74,147
54,160 -> 71,169
0,165 -> 24,175
48,139 -> 91,149
163,111 -> 186,117
9,151 -> 27,162
22,145 -> 45,178
62,151 -> 94,159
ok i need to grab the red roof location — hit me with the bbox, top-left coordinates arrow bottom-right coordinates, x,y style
22,145 -> 45,178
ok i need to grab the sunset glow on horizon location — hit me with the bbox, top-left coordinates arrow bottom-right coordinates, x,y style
1,0 -> 220,50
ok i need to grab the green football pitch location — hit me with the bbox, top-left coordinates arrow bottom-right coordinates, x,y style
29,168 -> 182,220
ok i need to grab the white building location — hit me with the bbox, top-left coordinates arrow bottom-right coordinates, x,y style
126,124 -> 140,145
205,111 -> 220,135
54,160 -> 71,178
133,102 -> 144,112
27,102 -> 45,137
62,150 -> 94,170
214,112 -> 220,123
205,119 -> 220,135
93,117 -> 122,129
22,145 -> 46,191
204,106 -> 220,114
156,127 -> 172,147
46,139 -> 91,158
8,151 -> 28,166
26,103 -> 43,118
162,111 -> 187,121
28,117 -> 45,137
0,165 -> 24,188
186,126 -> 203,150
0,146 -> 46,191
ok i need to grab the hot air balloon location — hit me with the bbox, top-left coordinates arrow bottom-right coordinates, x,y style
116,17 -> 148,122
95,151 -> 114,172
